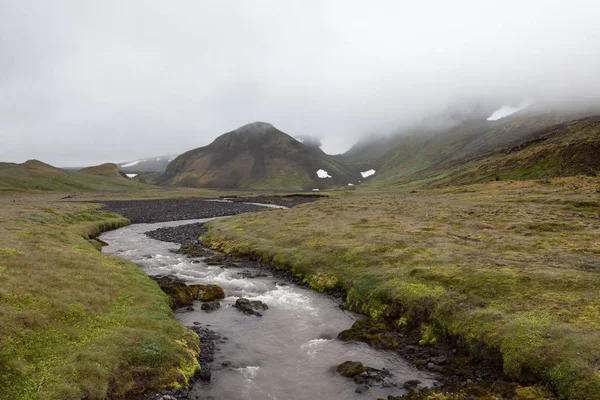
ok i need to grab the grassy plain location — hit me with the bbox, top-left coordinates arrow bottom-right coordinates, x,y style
0,194 -> 200,399
204,177 -> 600,399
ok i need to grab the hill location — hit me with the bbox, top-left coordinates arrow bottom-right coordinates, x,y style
345,107 -> 599,186
392,115 -> 600,188
162,122 -> 364,190
0,160 -> 153,192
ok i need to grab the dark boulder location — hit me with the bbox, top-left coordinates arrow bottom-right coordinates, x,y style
200,302 -> 221,312
234,298 -> 269,316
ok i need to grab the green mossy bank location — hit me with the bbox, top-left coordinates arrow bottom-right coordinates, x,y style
0,197 -> 199,399
203,178 -> 600,400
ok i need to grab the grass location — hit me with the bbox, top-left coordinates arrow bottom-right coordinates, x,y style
0,160 -> 153,193
203,176 -> 600,399
0,194 -> 200,399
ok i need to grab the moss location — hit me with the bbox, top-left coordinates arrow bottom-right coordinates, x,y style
338,319 -> 399,349
153,276 -> 202,308
198,284 -> 225,302
304,270 -> 339,292
419,323 -> 438,345
500,312 -> 549,377
0,248 -> 24,258
514,385 -> 555,399
336,361 -> 371,377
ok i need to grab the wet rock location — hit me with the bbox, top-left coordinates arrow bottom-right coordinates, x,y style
176,245 -> 212,258
403,379 -> 421,390
338,319 -> 400,349
336,361 -> 392,386
186,306 -> 195,311
355,384 -> 369,394
234,298 -> 268,316
200,302 -> 221,312
199,284 -> 225,302
235,270 -> 269,279
151,275 -> 202,309
197,369 -> 211,382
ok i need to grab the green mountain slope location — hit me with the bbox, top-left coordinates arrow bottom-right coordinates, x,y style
345,107 -> 599,185
397,115 -> 600,188
0,160 -> 153,192
162,122 -> 361,190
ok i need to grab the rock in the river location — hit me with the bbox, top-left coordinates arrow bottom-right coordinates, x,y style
152,275 -> 202,309
199,284 -> 225,302
338,319 -> 400,349
336,361 -> 393,386
234,298 -> 269,316
200,302 -> 221,312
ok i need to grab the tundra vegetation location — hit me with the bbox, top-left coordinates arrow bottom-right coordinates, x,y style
0,194 -> 200,399
203,177 -> 600,399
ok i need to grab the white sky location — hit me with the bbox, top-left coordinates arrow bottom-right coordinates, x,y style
1,1 -> 600,166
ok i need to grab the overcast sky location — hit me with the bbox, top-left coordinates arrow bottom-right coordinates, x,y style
2,1 -> 600,166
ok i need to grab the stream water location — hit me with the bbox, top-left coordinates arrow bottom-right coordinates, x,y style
100,218 -> 437,400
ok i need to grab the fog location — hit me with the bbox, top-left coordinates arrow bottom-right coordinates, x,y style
1,1 -> 599,166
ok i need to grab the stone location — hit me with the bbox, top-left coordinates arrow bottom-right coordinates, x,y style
402,380 -> 421,390
152,275 -> 202,309
234,298 -> 268,316
198,369 -> 212,382
199,284 -> 225,302
200,302 -> 221,312
355,384 -> 369,394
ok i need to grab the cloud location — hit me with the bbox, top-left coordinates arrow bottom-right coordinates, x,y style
1,0 -> 600,166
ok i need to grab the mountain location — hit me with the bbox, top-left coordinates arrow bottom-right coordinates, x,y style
344,105 -> 600,187
0,160 -> 152,192
162,122 -> 365,190
398,114 -> 600,187
117,155 -> 179,173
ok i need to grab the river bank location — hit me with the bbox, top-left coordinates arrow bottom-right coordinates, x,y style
140,220 -> 519,400
97,193 -> 556,399
0,195 -> 200,399
100,216 -> 439,399
201,178 -> 600,399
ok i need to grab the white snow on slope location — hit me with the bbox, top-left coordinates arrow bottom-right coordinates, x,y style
360,169 -> 376,178
126,173 -> 137,178
316,169 -> 332,178
487,100 -> 532,121
122,160 -> 142,167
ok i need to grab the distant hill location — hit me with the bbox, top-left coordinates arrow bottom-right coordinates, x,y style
397,115 -> 600,188
161,122 -> 365,190
0,160 -> 153,192
117,155 -> 179,173
345,106 -> 600,187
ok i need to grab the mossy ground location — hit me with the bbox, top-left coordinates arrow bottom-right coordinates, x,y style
203,176 -> 600,399
0,194 -> 200,399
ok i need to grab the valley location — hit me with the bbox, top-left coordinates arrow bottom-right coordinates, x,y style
1,110 -> 600,400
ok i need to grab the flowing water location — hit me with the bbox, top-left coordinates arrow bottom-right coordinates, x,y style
100,218 -> 437,400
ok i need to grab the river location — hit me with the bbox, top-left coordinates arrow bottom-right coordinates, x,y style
100,217 -> 437,400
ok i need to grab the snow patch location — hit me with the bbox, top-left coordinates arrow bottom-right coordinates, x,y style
312,188 -> 320,192
168,158 -> 175,162
156,158 -> 161,161
487,100 -> 532,121
360,169 -> 376,178
316,169 -> 332,178
347,183 -> 355,186
122,160 -> 142,167
126,173 -> 137,178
